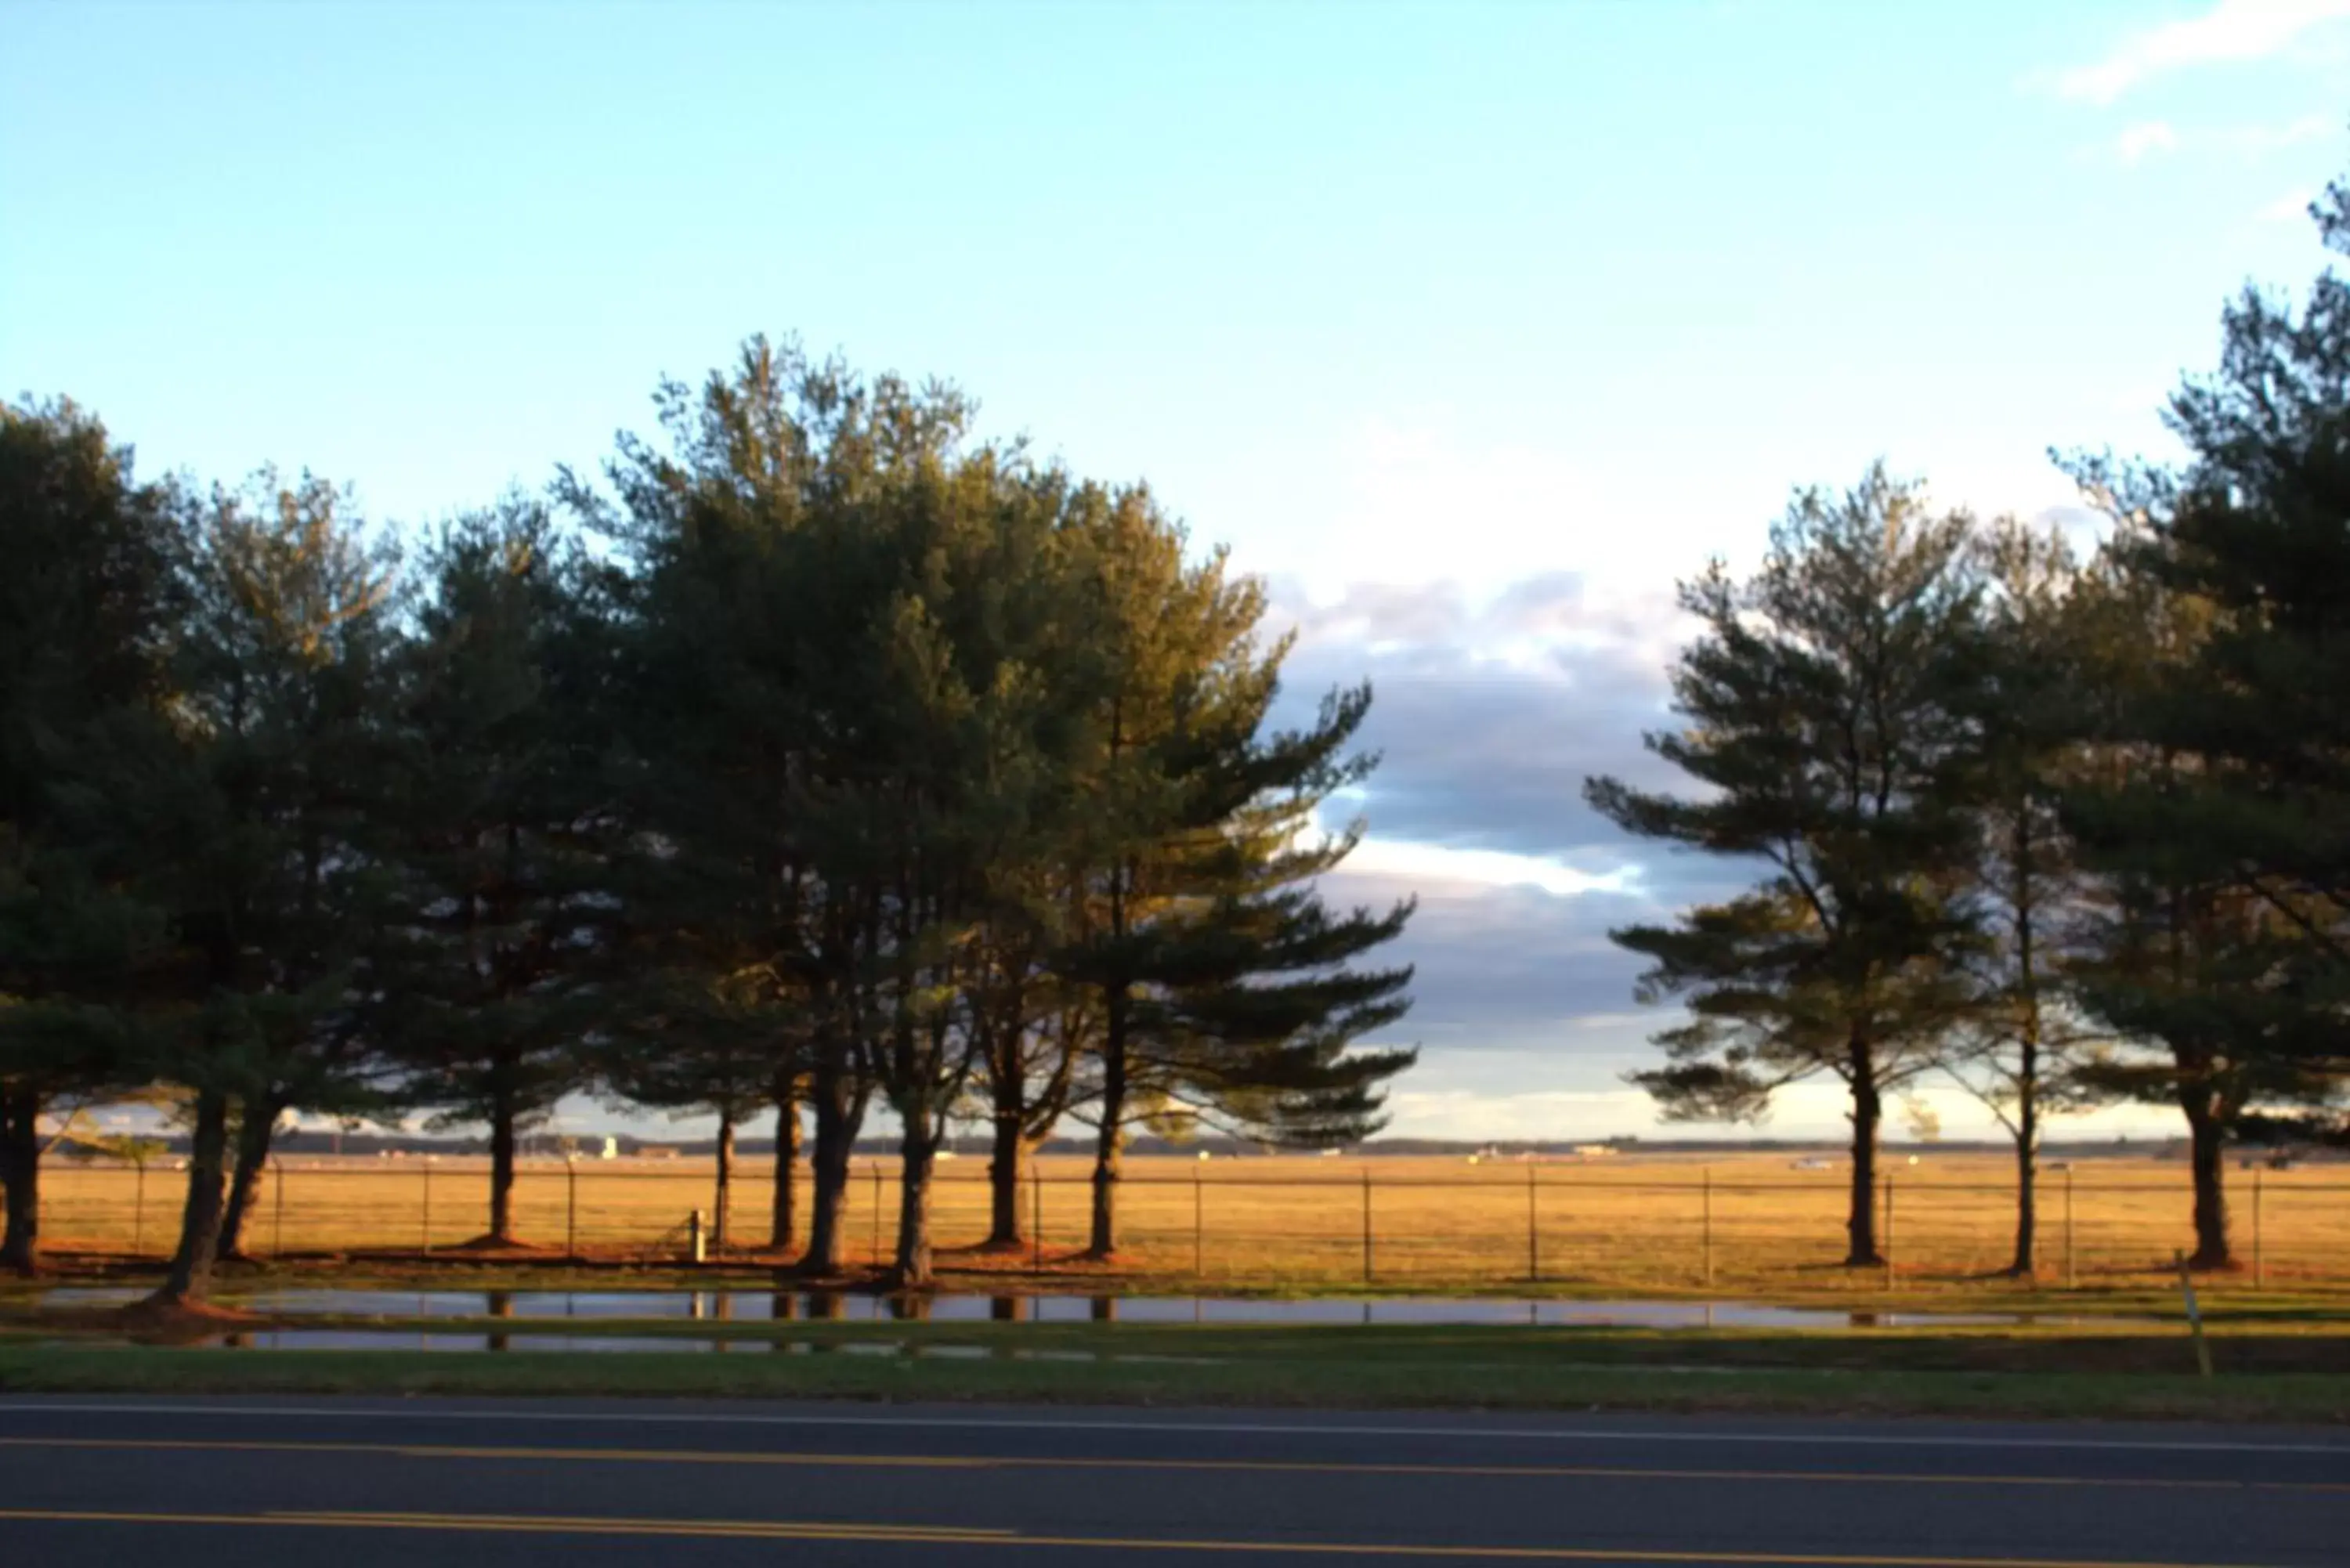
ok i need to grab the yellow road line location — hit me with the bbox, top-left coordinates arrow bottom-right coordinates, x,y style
0,1505 -> 2295,1567
0,1434 -> 2343,1495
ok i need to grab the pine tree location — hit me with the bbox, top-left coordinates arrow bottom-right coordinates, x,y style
1944,520 -> 2105,1277
145,474 -> 405,1304
571,338 -> 978,1273
388,497 -> 607,1247
2052,180 -> 2350,1266
0,398 -> 186,1275
1050,490 -> 1416,1257
1586,466 -> 1984,1267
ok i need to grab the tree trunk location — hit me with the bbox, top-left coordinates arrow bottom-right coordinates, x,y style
2008,1078 -> 2038,1278
151,1088 -> 231,1306
712,1111 -> 736,1253
1843,1046 -> 1882,1267
894,1122 -> 938,1288
801,1049 -> 865,1276
1088,1118 -> 1123,1260
985,1064 -> 1027,1250
0,1086 -> 41,1276
216,1101 -> 279,1262
2183,1092 -> 2232,1270
769,1079 -> 800,1254
1087,992 -> 1129,1259
486,1068 -> 519,1245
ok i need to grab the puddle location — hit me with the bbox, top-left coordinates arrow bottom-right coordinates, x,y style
32,1285 -> 2145,1331
191,1330 -> 729,1352
174,1329 -> 1213,1364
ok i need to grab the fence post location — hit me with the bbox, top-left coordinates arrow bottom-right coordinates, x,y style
1031,1160 -> 1043,1275
2253,1167 -> 2265,1289
131,1162 -> 145,1259
421,1161 -> 433,1255
870,1161 -> 883,1266
1525,1163 -> 1538,1285
1194,1165 -> 1205,1278
1701,1166 -> 1714,1289
271,1156 -> 286,1258
1361,1167 -> 1373,1284
566,1160 -> 579,1262
2176,1248 -> 2214,1378
1882,1173 -> 1894,1291
2064,1167 -> 2076,1290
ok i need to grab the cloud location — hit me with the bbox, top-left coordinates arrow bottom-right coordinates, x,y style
2059,0 -> 2350,105
1272,573 -> 1714,880
2117,121 -> 2179,164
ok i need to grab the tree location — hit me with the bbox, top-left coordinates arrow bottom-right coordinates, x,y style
837,446 -> 1082,1286
0,398 -> 186,1275
1586,466 -> 1985,1267
1049,489 -> 1417,1257
570,338 -> 974,1274
145,473 -> 405,1305
389,497 -> 606,1246
2053,530 -> 2325,1269
1943,519 -> 2106,1276
2052,178 -> 2350,1266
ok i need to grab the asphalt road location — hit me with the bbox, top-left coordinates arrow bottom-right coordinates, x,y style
1,1394 -> 2345,1566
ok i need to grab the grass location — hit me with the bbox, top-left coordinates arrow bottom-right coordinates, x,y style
13,1143 -> 2347,1444
27,1151 -> 2350,1298
5,1317 -> 2349,1423
11,1255 -> 2350,1422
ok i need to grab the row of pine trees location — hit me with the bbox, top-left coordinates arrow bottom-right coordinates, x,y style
0,340 -> 1417,1299
1594,180 -> 2350,1275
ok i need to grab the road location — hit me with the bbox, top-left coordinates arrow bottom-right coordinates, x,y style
1,1395 -> 2345,1566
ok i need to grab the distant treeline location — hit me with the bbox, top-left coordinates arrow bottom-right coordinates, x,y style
1586,175 -> 2350,1277
78,1129 -> 2313,1162
0,341 -> 1419,1298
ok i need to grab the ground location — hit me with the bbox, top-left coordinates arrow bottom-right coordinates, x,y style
29,1150 -> 2350,1295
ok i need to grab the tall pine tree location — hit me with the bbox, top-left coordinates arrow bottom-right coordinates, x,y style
1587,466 -> 1984,1266
0,399 -> 186,1275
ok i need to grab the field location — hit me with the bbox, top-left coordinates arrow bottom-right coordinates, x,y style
28,1149 -> 2350,1295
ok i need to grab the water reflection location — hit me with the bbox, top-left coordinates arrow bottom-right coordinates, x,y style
42,1283 -> 2137,1332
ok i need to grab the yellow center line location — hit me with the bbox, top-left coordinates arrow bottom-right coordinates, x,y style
0,1434 -> 2343,1495
0,1505 -> 2298,1567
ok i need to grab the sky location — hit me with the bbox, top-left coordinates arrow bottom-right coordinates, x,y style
8,0 -> 2349,1145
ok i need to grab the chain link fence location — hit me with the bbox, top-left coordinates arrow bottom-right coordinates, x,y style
28,1158 -> 2350,1291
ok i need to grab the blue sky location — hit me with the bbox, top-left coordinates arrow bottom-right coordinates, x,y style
8,1 -> 2348,1143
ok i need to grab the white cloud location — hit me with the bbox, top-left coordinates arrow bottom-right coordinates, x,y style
2117,121 -> 2179,163
2059,0 -> 2350,105
1339,838 -> 1636,901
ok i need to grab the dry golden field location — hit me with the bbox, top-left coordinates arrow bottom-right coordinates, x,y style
29,1150 -> 2350,1293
